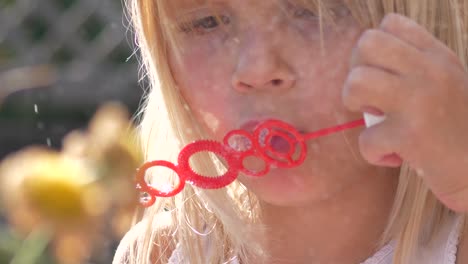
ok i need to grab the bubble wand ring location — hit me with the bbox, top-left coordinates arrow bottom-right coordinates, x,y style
135,160 -> 184,207
178,140 -> 242,189
136,118 -> 366,207
252,120 -> 307,169
223,129 -> 270,177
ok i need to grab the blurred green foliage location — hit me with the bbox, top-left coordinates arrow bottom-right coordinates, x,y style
0,43 -> 16,63
0,227 -> 57,264
23,15 -> 49,43
0,0 -> 15,8
51,0 -> 77,10
80,14 -> 105,41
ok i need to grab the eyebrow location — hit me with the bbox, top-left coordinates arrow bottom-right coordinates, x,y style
173,0 -> 225,9
168,0 -> 226,16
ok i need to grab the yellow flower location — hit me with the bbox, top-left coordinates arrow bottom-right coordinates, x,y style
0,102 -> 142,263
0,103 -> 142,231
0,148 -> 110,264
63,103 -> 143,180
62,102 -> 142,236
0,148 -> 106,232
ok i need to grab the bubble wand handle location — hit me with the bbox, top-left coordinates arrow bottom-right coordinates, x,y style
303,119 -> 365,140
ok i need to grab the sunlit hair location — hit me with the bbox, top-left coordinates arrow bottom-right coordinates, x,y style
119,1 -> 468,263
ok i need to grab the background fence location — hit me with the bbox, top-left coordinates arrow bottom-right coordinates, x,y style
0,0 -> 142,159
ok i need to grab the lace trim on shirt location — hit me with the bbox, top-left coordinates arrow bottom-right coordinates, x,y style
445,215 -> 464,264
360,241 -> 394,264
168,243 -> 183,264
167,243 -> 240,264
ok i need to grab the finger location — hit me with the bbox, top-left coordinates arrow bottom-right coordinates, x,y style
342,66 -> 406,113
380,13 -> 463,68
380,13 -> 439,51
358,118 -> 403,167
351,29 -> 430,75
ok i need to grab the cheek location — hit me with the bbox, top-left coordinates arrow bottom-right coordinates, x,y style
294,55 -> 353,119
170,46 -> 230,104
303,27 -> 362,105
170,54 -> 237,137
182,86 -> 233,137
172,37 -> 238,88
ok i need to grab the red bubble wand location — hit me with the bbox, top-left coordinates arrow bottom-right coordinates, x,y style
136,118 -> 366,207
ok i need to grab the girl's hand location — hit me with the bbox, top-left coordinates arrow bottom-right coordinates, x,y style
342,13 -> 468,212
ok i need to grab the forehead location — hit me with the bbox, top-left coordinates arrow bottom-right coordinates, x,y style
162,0 -> 217,18
162,0 -> 313,19
169,0 -> 344,6
163,0 -> 346,14
162,0 -> 284,22
166,0 -> 227,9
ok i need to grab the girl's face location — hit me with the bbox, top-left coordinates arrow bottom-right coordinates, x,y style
168,0 -> 387,206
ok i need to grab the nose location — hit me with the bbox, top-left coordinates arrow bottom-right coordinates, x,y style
232,32 -> 296,93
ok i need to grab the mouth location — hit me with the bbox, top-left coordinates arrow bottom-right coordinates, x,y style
231,118 -> 311,172
238,119 -> 305,154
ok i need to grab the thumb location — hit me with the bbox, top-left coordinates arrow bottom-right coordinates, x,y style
359,117 -> 403,167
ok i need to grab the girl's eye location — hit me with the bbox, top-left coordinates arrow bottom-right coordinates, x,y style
180,15 -> 231,35
293,7 -> 317,20
194,16 -> 220,30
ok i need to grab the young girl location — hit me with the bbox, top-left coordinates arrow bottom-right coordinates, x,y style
114,1 -> 468,263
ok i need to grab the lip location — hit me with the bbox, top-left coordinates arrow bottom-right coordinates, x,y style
239,118 -> 283,132
239,118 -> 307,135
239,120 -> 263,132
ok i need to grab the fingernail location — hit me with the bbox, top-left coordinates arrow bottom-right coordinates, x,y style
361,106 -> 384,116
377,153 -> 403,167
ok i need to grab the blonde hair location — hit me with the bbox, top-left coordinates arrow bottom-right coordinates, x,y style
123,1 -> 468,263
